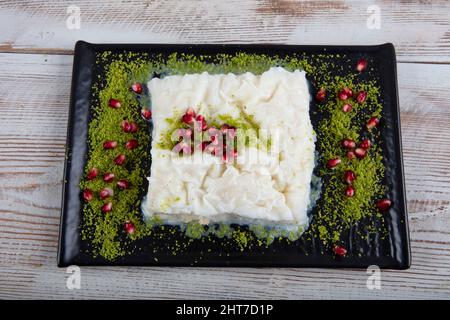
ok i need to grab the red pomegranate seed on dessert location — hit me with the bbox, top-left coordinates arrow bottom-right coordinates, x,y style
344,170 -> 356,185
99,187 -> 113,200
125,139 -> 139,150
341,138 -> 356,149
117,179 -> 129,190
141,108 -> 152,121
124,221 -> 135,234
345,185 -> 355,197
354,148 -> 367,159
366,117 -> 380,130
103,172 -> 115,183
82,189 -> 93,202
131,82 -> 143,94
327,158 -> 341,169
108,98 -> 121,109
195,114 -> 208,131
315,87 -> 326,102
333,245 -> 347,257
342,103 -> 352,113
182,107 -> 196,125
220,124 -> 231,133
114,154 -> 126,165
103,140 -> 118,149
347,151 -> 356,160
86,167 -> 98,180
360,138 -> 371,150
356,58 -> 368,72
356,91 -> 367,104
376,199 -> 392,212
101,202 -> 112,213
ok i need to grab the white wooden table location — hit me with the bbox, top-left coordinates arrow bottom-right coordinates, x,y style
0,0 -> 449,300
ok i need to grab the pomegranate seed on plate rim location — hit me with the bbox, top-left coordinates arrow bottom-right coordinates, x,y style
333,245 -> 347,257
131,82 -> 143,94
376,199 -> 392,212
103,172 -> 115,183
82,189 -> 93,202
141,108 -> 152,121
342,103 -> 352,113
103,140 -> 118,150
117,180 -> 129,190
315,87 -> 326,102
327,158 -> 341,169
108,98 -> 121,109
99,187 -> 113,200
86,167 -> 98,180
356,58 -> 368,72
102,202 -> 112,213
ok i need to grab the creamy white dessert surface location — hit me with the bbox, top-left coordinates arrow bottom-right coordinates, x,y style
143,67 -> 315,226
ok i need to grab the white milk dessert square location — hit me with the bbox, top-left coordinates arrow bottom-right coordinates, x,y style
142,67 -> 315,227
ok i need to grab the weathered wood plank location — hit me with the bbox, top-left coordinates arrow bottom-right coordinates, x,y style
0,0 -> 449,62
0,52 -> 449,299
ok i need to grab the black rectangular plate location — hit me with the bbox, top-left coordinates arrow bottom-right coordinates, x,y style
58,41 -> 410,268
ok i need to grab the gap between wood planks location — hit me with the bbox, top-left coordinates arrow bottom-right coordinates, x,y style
1,47 -> 449,66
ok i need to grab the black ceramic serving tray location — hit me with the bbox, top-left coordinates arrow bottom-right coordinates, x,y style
58,41 -> 410,268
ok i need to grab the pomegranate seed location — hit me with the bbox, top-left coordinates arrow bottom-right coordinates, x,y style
114,154 -> 126,165
342,103 -> 352,113
376,199 -> 392,212
315,87 -> 326,102
344,170 -> 356,185
360,139 -> 371,150
108,98 -> 121,109
99,187 -> 113,200
103,172 -> 115,183
117,179 -> 129,190
125,139 -> 139,150
356,58 -> 368,72
121,120 -> 132,133
194,114 -> 208,131
131,82 -> 143,94
124,221 -> 135,234
103,140 -> 118,150
338,87 -> 353,100
354,148 -> 367,159
341,138 -> 356,149
333,245 -> 347,257
327,158 -> 341,169
356,91 -> 367,103
82,189 -> 93,202
182,108 -> 196,125
86,167 -> 98,180
101,202 -> 112,213
220,124 -> 231,133
345,185 -> 355,197
347,151 -> 356,160
130,122 -> 138,133
366,117 -> 380,130
141,108 -> 152,121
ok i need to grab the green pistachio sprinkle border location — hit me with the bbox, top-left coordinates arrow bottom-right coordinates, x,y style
80,50 -> 387,261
